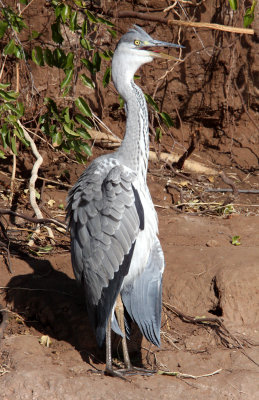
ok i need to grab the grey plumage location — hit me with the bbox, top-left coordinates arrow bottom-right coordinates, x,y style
67,157 -> 142,344
67,25 -> 183,372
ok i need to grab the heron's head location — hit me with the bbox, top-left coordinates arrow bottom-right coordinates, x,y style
112,25 -> 184,89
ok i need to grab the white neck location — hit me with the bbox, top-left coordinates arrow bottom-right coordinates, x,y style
112,51 -> 152,181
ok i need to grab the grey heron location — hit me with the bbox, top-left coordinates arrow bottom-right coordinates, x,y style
67,25 -> 183,377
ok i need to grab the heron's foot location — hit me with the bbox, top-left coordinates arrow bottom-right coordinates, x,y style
105,367 -> 130,381
105,365 -> 156,378
120,366 -> 157,376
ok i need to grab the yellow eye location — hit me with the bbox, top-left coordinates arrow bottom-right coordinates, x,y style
134,40 -> 140,46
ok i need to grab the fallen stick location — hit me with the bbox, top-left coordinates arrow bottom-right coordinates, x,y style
205,188 -> 259,194
90,130 -> 218,175
112,11 -> 254,35
168,19 -> 254,35
158,368 -> 222,379
149,151 -> 217,175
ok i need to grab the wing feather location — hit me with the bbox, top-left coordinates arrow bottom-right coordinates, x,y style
67,158 -> 144,346
121,237 -> 164,347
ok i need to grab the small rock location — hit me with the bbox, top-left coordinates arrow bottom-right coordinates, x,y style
206,239 -> 219,247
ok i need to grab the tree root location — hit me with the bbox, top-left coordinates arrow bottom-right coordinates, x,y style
17,121 -> 55,246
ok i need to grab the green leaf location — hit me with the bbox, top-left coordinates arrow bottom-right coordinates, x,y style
80,142 -> 92,156
103,67 -> 111,88
44,97 -> 59,115
93,52 -> 101,72
55,4 -> 62,17
231,235 -> 241,246
100,50 -> 113,60
0,89 -> 19,101
52,131 -> 63,147
75,153 -> 88,164
53,48 -> 66,68
76,127 -> 92,140
31,30 -> 40,39
0,123 -> 9,148
51,21 -> 63,44
13,45 -> 24,59
155,127 -> 162,142
108,29 -> 117,38
11,135 -> 17,155
7,114 -> 19,123
63,124 -> 80,136
32,46 -> 44,66
74,0 -> 83,6
81,19 -> 87,38
96,16 -> 114,27
62,85 -> 71,97
160,112 -> 174,127
35,190 -> 41,200
44,48 -> 53,67
81,58 -> 95,74
63,107 -> 70,124
85,10 -> 98,23
243,2 -> 256,28
65,52 -> 74,70
144,94 -> 159,112
70,11 -> 77,32
5,102 -> 20,115
75,114 -> 93,129
119,96 -> 124,109
244,13 -> 254,28
16,102 -> 24,116
80,38 -> 93,50
0,83 -> 10,89
0,21 -> 8,39
75,97 -> 92,117
61,4 -> 70,23
14,126 -> 29,147
61,69 -> 73,90
228,0 -> 237,10
3,39 -> 16,56
0,150 -> 6,159
80,74 -> 95,89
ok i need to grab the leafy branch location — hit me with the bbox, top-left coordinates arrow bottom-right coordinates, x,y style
228,0 -> 257,27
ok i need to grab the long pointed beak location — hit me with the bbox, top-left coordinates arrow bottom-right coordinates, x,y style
143,39 -> 184,61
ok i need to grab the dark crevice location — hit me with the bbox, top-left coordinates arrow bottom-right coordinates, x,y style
208,276 -> 223,317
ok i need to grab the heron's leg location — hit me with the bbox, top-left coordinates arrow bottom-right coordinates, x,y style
115,294 -> 131,369
105,313 -> 113,371
105,312 -> 128,380
105,297 -> 154,378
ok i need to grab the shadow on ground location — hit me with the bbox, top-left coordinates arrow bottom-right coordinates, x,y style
4,255 -> 144,368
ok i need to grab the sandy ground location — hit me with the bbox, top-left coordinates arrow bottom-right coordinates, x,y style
1,209 -> 259,399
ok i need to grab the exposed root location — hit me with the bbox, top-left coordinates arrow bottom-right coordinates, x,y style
17,121 -> 55,246
163,302 -> 243,349
163,302 -> 259,368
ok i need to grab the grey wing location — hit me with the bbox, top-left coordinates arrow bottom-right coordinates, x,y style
121,237 -> 164,346
66,160 -> 144,347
